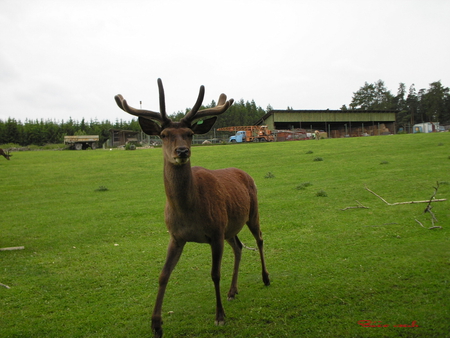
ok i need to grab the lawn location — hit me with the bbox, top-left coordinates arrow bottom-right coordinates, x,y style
1,133 -> 449,337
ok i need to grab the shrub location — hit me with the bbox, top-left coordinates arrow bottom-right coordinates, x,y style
313,157 -> 323,161
296,182 -> 313,190
0,143 -> 21,148
264,172 -> 275,179
316,190 -> 328,197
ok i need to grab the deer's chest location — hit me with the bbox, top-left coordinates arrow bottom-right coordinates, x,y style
164,201 -> 229,244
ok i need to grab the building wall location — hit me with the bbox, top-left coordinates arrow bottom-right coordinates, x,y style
264,114 -> 275,130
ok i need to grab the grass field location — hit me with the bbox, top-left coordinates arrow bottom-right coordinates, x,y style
1,133 -> 449,338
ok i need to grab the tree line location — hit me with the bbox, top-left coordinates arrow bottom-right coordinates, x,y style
1,80 -> 448,146
0,118 -> 140,147
344,80 -> 450,128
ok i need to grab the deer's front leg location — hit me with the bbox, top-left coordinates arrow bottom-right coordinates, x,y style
152,238 -> 185,338
210,238 -> 225,326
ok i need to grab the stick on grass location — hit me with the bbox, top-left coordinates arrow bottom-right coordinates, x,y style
365,186 -> 446,205
0,246 -> 25,251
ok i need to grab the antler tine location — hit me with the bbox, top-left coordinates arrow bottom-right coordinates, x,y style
157,78 -> 168,121
114,94 -> 126,111
182,85 -> 205,124
114,94 -> 164,121
114,78 -> 171,124
189,94 -> 234,121
182,89 -> 234,124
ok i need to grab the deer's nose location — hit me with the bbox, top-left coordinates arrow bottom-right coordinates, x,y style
176,147 -> 190,158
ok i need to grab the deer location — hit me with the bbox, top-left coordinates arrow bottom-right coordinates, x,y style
0,149 -> 12,160
114,79 -> 270,338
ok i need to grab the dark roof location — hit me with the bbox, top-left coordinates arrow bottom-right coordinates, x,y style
109,129 -> 139,133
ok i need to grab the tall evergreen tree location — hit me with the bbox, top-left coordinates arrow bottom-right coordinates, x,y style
421,81 -> 449,123
405,84 -> 418,126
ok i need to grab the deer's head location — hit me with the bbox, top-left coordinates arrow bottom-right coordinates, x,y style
1,149 -> 12,160
115,79 -> 234,166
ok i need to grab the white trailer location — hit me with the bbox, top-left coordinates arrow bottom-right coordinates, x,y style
413,122 -> 439,133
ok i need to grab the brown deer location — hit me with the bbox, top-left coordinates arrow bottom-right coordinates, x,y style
0,149 -> 12,160
115,79 -> 270,337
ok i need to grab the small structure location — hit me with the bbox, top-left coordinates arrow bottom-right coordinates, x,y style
413,122 -> 439,133
108,129 -> 140,147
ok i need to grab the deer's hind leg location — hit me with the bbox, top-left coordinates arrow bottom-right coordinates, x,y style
226,236 -> 243,300
246,214 -> 270,286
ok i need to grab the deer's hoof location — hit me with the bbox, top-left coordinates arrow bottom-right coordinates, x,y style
263,273 -> 270,286
215,320 -> 225,326
153,327 -> 163,338
227,287 -> 238,300
227,292 -> 237,301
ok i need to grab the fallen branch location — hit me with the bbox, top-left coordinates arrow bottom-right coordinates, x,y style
424,182 -> 440,222
365,186 -> 446,205
341,200 -> 369,211
0,246 -> 25,251
415,218 -> 426,228
415,218 -> 442,230
0,283 -> 11,289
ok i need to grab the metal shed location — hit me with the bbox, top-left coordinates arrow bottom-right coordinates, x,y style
255,110 -> 397,138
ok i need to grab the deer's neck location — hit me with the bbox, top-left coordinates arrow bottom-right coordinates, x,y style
163,160 -> 196,210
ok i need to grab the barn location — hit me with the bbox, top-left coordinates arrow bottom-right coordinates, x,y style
255,109 -> 397,138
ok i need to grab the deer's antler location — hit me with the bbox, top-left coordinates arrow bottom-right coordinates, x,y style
114,78 -> 170,125
182,86 -> 234,125
115,78 -> 234,128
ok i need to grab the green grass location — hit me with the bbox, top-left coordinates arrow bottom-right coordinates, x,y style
1,133 -> 449,337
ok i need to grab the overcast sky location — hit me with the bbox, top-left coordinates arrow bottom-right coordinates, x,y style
1,0 -> 449,123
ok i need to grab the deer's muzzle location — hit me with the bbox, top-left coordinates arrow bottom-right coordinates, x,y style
174,147 -> 190,165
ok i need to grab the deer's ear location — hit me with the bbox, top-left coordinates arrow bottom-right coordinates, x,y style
191,117 -> 217,135
138,117 -> 162,135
